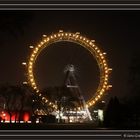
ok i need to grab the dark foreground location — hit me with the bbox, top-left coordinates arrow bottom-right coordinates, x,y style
0,123 -> 139,130
0,123 -> 104,130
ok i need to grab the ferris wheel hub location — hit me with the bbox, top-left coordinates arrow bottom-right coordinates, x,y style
64,64 -> 75,73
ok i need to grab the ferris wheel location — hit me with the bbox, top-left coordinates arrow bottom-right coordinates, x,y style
22,30 -> 112,110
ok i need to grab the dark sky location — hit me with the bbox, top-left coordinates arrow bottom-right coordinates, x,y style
0,11 -> 140,101
34,41 -> 99,101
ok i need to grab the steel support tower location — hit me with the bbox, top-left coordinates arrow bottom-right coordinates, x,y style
64,64 -> 92,121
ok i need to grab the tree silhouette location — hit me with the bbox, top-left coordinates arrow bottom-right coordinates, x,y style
0,84 -> 27,123
125,52 -> 140,127
104,97 -> 124,127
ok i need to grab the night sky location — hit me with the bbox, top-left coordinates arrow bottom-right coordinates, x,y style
0,11 -> 140,101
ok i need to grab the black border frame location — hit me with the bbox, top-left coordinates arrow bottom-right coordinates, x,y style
0,0 -> 140,139
1,0 -> 140,9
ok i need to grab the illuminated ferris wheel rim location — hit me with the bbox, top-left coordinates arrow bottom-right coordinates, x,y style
24,30 -> 112,109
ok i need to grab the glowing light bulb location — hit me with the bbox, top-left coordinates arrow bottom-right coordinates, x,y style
29,46 -> 34,49
80,36 -> 83,39
100,92 -> 103,95
95,97 -> 98,101
59,30 -> 63,33
89,42 -> 93,45
23,82 -> 27,84
43,39 -> 47,42
91,40 -> 95,42
75,32 -> 80,35
92,100 -> 95,104
22,62 -> 26,65
43,34 -> 47,37
29,62 -> 33,65
108,68 -> 112,71
32,82 -> 35,85
41,41 -> 44,45
32,54 -> 35,57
